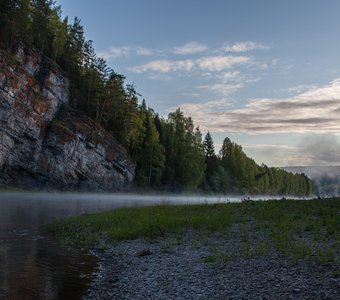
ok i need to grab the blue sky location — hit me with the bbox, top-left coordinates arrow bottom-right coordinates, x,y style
56,0 -> 340,167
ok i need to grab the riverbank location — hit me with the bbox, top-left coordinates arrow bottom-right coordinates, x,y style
44,199 -> 340,299
85,233 -> 339,299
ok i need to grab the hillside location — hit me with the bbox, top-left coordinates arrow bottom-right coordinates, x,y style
0,0 -> 314,195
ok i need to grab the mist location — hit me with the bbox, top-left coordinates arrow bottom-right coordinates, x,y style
285,135 -> 340,197
0,191 -> 309,208
300,135 -> 340,165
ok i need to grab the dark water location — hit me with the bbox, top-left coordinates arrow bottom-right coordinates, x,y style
0,192 -> 236,300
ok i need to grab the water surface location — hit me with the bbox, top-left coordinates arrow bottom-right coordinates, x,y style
0,192 -> 237,299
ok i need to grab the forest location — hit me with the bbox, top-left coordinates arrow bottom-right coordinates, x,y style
0,0 -> 314,196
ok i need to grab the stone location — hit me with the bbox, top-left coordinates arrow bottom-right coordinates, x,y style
84,227 -> 340,299
0,42 -> 135,191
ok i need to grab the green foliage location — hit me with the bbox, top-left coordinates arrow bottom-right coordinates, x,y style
44,203 -> 236,247
134,104 -> 165,187
0,0 -> 314,194
159,109 -> 206,191
0,0 -> 32,47
200,136 -> 314,196
202,132 -> 218,191
44,198 -> 340,265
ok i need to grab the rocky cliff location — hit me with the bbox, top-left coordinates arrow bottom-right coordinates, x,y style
0,42 -> 135,191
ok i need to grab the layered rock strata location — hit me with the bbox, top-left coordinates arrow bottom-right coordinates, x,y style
0,42 -> 134,190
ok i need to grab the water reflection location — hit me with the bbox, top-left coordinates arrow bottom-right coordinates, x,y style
0,236 -> 96,299
0,193 -> 100,300
0,192 -> 273,299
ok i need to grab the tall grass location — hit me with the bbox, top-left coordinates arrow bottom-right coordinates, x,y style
44,198 -> 340,263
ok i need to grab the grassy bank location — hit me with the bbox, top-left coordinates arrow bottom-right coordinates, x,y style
0,185 -> 24,192
44,198 -> 340,264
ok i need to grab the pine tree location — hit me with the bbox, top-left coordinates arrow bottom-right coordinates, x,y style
31,0 -> 55,54
134,106 -> 165,187
204,132 -> 215,157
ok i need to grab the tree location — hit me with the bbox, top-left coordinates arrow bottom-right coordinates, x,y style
160,109 -> 206,191
93,57 -> 112,123
201,132 -> 218,191
204,132 -> 214,156
64,16 -> 84,69
134,105 -> 165,187
0,1 -> 314,196
0,0 -> 32,48
51,11 -> 68,61
31,0 -> 55,54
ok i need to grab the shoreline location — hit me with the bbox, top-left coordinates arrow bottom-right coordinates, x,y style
43,199 -> 340,299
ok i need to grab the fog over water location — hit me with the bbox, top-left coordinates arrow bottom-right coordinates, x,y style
0,191 -> 307,206
0,192 -> 308,299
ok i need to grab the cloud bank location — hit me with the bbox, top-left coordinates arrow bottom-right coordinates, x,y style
130,59 -> 195,73
99,40 -> 267,60
99,40 -> 269,98
98,46 -> 130,60
172,42 -> 208,55
129,55 -> 250,73
98,46 -> 155,60
180,78 -> 340,134
221,41 -> 269,53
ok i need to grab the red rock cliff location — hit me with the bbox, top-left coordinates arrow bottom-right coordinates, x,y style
0,42 -> 135,191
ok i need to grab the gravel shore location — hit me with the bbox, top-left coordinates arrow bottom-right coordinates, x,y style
83,229 -> 340,300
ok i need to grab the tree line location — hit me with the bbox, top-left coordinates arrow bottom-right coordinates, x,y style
0,0 -> 314,195
202,133 -> 313,195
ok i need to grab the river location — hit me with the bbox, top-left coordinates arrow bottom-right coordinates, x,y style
0,192 -> 240,299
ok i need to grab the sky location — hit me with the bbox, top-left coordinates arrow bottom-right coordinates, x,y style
56,0 -> 340,167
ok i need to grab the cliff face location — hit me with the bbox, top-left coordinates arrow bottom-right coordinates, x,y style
0,42 -> 135,191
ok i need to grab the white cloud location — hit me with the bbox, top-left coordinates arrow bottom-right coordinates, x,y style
196,55 -> 250,71
245,78 -> 261,83
200,71 -> 258,96
271,59 -> 279,66
243,143 -> 298,150
175,60 -> 195,72
198,83 -> 243,96
148,74 -> 173,81
258,63 -> 269,70
129,60 -> 171,73
129,59 -> 194,73
217,71 -> 241,82
130,55 -> 250,74
222,41 -> 269,53
98,45 -> 154,59
284,155 -> 320,166
136,47 -> 153,56
98,46 -> 130,60
286,84 -> 317,94
179,78 -> 340,133
99,40 -> 268,62
176,99 -> 235,115
172,42 -> 208,55
182,92 -> 201,97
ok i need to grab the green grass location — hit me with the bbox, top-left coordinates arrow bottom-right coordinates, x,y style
0,186 -> 25,192
43,198 -> 340,264
44,203 -> 238,246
